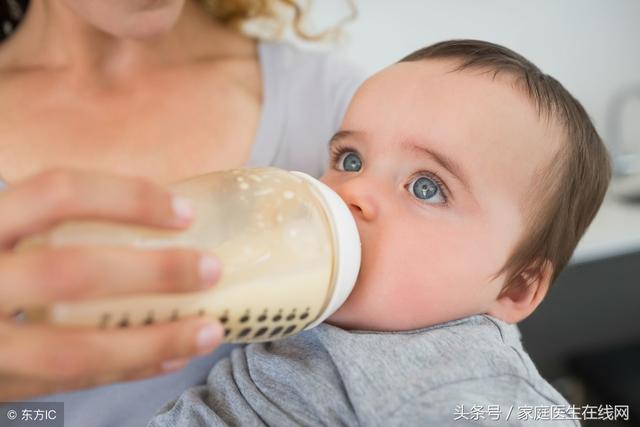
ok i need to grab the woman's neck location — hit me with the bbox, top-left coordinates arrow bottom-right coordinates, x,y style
0,0 -> 255,79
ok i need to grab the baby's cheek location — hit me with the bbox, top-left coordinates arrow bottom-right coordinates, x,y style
385,280 -> 434,322
378,231 -> 496,327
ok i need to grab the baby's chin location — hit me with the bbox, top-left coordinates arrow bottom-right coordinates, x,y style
326,310 -> 432,332
325,308 -> 489,332
324,293 -> 381,331
325,302 -> 430,332
325,287 -> 489,332
324,313 -> 370,331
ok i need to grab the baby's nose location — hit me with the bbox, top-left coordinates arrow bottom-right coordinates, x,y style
339,184 -> 379,222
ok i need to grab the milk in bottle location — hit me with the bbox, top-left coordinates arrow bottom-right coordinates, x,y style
17,168 -> 361,343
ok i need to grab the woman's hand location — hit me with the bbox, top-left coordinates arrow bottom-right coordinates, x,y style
0,169 -> 224,400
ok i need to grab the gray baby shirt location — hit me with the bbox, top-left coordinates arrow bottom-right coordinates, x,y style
148,314 -> 579,427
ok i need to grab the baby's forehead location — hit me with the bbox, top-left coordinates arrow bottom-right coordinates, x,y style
352,60 -> 550,136
346,59 -> 565,202
365,59 -> 525,98
367,60 -> 562,132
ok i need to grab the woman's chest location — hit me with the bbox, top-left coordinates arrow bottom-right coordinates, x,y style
0,65 -> 262,184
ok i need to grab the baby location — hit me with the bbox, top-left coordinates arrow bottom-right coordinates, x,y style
149,40 -> 610,426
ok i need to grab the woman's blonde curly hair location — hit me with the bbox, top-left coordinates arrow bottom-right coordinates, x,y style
200,0 -> 356,41
0,1 -> 355,43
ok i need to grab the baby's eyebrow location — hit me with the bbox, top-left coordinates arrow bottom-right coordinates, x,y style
328,130 -> 363,146
401,141 -> 472,194
329,130 -> 472,193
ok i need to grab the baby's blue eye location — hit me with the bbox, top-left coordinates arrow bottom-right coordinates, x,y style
337,151 -> 362,172
409,176 -> 445,203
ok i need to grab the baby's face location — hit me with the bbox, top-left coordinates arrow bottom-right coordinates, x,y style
321,59 -> 562,331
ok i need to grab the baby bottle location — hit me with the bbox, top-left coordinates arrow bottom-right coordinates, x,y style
18,168 -> 361,343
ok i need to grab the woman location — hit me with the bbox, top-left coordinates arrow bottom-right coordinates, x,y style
0,0 -> 363,425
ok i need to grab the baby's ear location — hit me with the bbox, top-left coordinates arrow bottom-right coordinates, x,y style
486,260 -> 553,324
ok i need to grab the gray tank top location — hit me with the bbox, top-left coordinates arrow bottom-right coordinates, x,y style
13,41 -> 365,427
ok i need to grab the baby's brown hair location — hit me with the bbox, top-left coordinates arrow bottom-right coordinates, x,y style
400,40 -> 611,293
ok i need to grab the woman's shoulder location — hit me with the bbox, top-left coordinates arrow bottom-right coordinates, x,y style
251,41 -> 366,176
258,40 -> 365,111
258,41 -> 362,73
258,40 -> 365,103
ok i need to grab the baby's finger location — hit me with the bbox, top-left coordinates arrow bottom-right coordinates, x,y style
0,169 -> 193,249
0,319 -> 224,384
0,247 -> 219,307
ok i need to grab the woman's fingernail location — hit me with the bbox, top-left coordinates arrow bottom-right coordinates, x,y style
197,323 -> 224,354
199,255 -> 220,287
162,358 -> 189,372
172,196 -> 194,224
